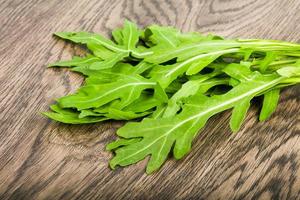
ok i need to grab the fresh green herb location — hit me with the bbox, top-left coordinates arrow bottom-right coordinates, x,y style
44,21 -> 300,173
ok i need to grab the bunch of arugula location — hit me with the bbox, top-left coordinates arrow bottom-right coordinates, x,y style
44,20 -> 300,173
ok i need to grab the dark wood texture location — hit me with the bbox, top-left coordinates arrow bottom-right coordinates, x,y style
0,0 -> 300,199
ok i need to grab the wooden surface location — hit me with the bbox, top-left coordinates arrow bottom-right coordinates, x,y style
0,0 -> 300,199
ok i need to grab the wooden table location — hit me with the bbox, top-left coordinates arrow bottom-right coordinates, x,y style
1,0 -> 300,199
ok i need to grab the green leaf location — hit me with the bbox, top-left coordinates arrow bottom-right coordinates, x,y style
110,69 -> 285,173
197,78 -> 229,94
123,94 -> 161,113
163,78 -> 229,117
144,25 -> 180,47
143,25 -> 220,50
48,55 -> 102,68
79,109 -> 104,118
132,61 -> 155,75
145,40 -> 240,64
88,52 -> 128,70
259,89 -> 280,121
259,52 -> 277,72
154,83 -> 168,103
87,43 -> 116,59
145,38 -> 300,65
112,28 -> 124,45
73,62 -> 137,78
150,105 -> 167,119
121,20 -> 140,51
42,104 -> 107,124
242,49 -> 253,60
230,99 -> 251,132
57,75 -> 156,110
149,48 -> 239,88
277,66 -> 300,77
46,21 -> 300,174
104,108 -> 151,120
54,31 -> 127,53
222,63 -> 253,82
185,54 -> 222,75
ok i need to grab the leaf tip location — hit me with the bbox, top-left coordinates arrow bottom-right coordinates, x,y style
47,63 -> 56,68
54,32 -> 77,39
124,19 -> 136,26
173,145 -> 190,160
41,111 -> 56,121
258,115 -> 268,122
40,111 -> 49,117
229,124 -> 239,133
109,159 -> 117,170
106,143 -> 114,151
145,165 -> 156,174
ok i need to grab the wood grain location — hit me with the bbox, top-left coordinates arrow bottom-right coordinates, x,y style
0,0 -> 300,199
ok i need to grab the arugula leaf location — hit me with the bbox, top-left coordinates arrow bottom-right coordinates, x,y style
145,40 -> 239,63
259,52 -> 277,72
88,52 -> 128,70
45,21 -> 300,174
230,99 -> 251,132
145,39 -> 300,64
58,75 -> 156,110
87,43 -> 116,59
79,109 -> 105,118
143,25 -> 180,48
48,55 -> 102,68
259,89 -> 280,121
163,78 -> 229,117
149,48 -> 239,88
72,62 -> 137,79
43,104 -> 107,124
112,28 -> 124,45
104,108 -> 151,120
123,95 -> 160,113
121,20 -> 140,51
109,67 -> 287,173
54,31 -> 127,53
132,61 -> 155,75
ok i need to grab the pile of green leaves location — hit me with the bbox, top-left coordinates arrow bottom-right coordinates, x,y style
44,20 -> 300,173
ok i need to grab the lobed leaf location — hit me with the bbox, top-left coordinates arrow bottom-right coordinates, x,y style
45,21 -> 300,174
110,67 -> 287,173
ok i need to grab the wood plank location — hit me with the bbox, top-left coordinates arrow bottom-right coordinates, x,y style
0,0 -> 299,199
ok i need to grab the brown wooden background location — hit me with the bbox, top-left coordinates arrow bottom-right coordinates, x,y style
0,0 -> 300,199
